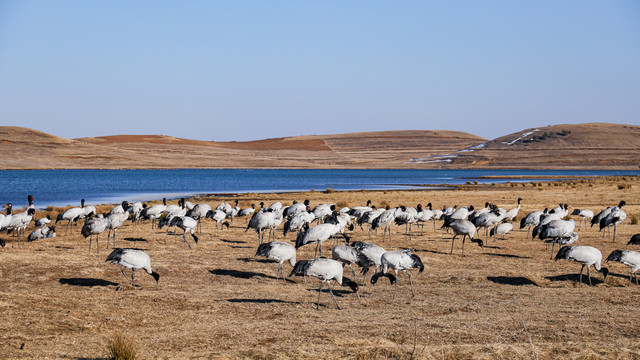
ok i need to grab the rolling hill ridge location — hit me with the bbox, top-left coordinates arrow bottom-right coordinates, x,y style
1,123 -> 638,169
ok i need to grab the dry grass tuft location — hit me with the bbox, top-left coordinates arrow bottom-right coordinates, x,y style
107,332 -> 137,360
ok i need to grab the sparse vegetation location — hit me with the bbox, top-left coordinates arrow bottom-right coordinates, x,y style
324,188 -> 335,194
107,332 -> 137,360
618,184 -> 632,190
632,216 -> 638,225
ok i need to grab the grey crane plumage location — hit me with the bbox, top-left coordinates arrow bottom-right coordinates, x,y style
105,248 -> 159,287
289,258 -> 359,310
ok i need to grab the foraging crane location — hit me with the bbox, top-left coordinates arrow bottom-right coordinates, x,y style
520,208 -> 548,237
295,212 -> 351,258
628,234 -> 640,245
255,241 -> 296,281
128,202 -> 146,223
351,241 -> 387,284
606,250 -> 640,285
81,214 -> 108,253
288,258 -> 359,310
571,209 -> 594,229
158,215 -> 199,248
468,202 -> 491,223
555,245 -> 608,286
347,200 -> 373,221
549,203 -> 569,218
332,244 -> 367,282
370,249 -> 424,297
447,219 -> 483,256
35,215 -> 52,227
105,248 -> 160,287
490,222 -> 513,240
28,225 -> 56,242
357,207 -> 384,232
599,206 -> 626,242
266,201 -> 282,212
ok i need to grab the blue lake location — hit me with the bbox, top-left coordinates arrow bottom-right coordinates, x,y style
1,169 -> 638,208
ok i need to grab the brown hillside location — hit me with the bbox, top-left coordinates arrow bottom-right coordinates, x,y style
0,127 -> 484,169
0,124 -> 637,169
405,123 -> 640,169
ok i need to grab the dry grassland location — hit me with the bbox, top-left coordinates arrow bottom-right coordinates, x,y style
1,176 -> 640,359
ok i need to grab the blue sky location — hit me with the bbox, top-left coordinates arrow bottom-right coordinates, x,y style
0,1 -> 638,141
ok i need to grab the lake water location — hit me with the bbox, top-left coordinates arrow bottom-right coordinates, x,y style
1,169 -> 638,208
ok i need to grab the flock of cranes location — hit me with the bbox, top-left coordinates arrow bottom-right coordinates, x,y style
0,193 -> 638,310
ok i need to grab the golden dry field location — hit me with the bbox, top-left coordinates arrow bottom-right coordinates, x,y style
1,176 -> 640,359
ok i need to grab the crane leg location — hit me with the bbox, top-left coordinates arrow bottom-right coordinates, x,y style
587,266 -> 592,286
462,235 -> 466,257
579,265 -> 584,285
349,264 -> 357,283
550,242 -> 555,260
120,267 -> 129,283
327,281 -> 341,310
88,235 -> 92,253
404,269 -> 415,297
613,225 -> 617,242
393,269 -> 399,299
450,235 -> 456,254
316,281 -> 324,310
96,234 -> 99,252
131,269 -> 136,287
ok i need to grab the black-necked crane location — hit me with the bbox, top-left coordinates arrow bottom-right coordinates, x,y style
394,205 -> 418,236
555,245 -> 608,286
312,204 -> 335,223
520,208 -> 547,237
550,203 -> 569,218
447,219 -> 483,256
544,232 -> 579,260
332,244 -> 367,282
351,241 -> 387,284
534,218 -> 576,258
28,225 -> 56,242
7,208 -> 35,244
56,200 -> 87,234
255,241 -> 296,281
283,208 -> 314,236
591,201 -> 625,229
237,203 -> 256,222
285,199 -> 310,218
628,234 -> 640,245
82,214 -> 108,253
288,258 -> 359,310
415,203 -> 434,233
158,215 -> 199,249
490,222 -> 513,240
246,209 -> 273,244
128,202 -> 146,223
347,200 -> 373,221
105,248 -> 160,287
295,212 -> 350,257
105,201 -> 130,249
357,207 -> 384,233
35,215 -> 51,227
187,203 -> 212,232
206,209 -> 230,233
140,198 -> 167,229
571,209 -> 594,229
371,249 -> 424,297
371,207 -> 398,240
503,198 -> 523,221
599,205 -> 626,242
472,207 -> 504,244
606,250 -> 640,285
0,203 -> 12,231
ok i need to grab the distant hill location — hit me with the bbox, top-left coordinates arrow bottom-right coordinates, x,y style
0,123 -> 637,169
405,123 -> 640,169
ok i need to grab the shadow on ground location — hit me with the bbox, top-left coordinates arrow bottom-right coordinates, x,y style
59,278 -> 118,287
